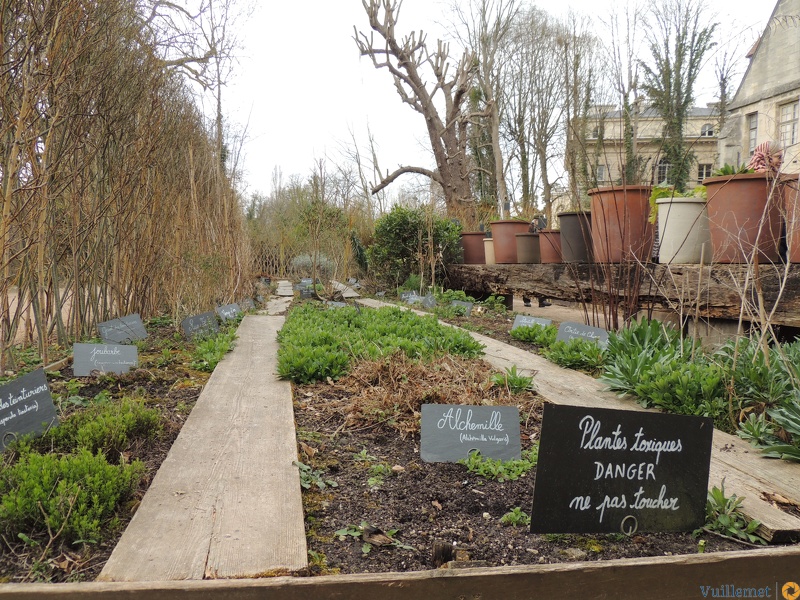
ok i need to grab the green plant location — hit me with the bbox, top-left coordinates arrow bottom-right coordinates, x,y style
367,463 -> 392,487
490,365 -> 534,394
42,397 -> 161,460
0,450 -> 144,545
294,461 -> 337,490
478,295 -> 506,313
544,339 -> 605,374
696,482 -> 766,545
352,448 -> 377,463
334,522 -> 414,554
762,397 -> 800,462
648,184 -> 707,223
737,413 -> 777,447
277,304 -> 483,384
711,163 -> 753,176
509,323 -> 557,347
500,507 -> 531,527
190,328 -> 237,372
459,445 -> 538,482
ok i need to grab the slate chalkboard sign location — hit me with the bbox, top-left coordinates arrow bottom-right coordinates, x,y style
450,301 -> 473,316
239,298 -> 256,311
181,311 -> 219,339
0,369 -> 58,450
216,303 -> 241,322
420,404 -> 521,462
399,291 -> 416,302
97,314 -> 148,344
326,301 -> 347,308
73,344 -> 138,377
556,321 -> 608,348
376,291 -> 386,298
530,404 -> 713,534
511,314 -> 552,330
300,287 -> 315,299
421,294 -> 437,308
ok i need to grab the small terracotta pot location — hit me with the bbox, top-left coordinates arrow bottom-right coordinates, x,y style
539,230 -> 562,263
588,186 -> 653,263
460,232 -> 486,264
489,220 -> 530,263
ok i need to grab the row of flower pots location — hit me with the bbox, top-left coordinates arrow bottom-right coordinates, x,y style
461,174 -> 800,265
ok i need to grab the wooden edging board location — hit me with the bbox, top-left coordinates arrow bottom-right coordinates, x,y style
2,546 -> 800,599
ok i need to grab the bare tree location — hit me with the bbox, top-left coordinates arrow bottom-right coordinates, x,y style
452,0 -> 518,219
355,0 -> 478,225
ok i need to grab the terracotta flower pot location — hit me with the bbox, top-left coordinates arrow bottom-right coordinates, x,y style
557,211 -> 593,263
704,173 -> 782,264
539,230 -> 562,263
588,186 -> 653,263
460,232 -> 486,264
783,176 -> 800,263
489,220 -> 530,263
655,197 -> 710,264
515,233 -> 541,264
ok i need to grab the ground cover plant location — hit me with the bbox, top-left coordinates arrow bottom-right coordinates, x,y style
0,316 -> 239,583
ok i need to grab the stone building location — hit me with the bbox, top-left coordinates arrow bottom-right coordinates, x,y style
581,103 -> 721,190
719,0 -> 800,174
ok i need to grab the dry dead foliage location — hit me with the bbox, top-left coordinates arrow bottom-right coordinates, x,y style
306,353 -> 539,437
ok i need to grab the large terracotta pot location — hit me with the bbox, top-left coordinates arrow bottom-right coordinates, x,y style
704,173 -> 782,264
515,233 -> 541,264
460,232 -> 486,264
483,238 -> 496,265
783,176 -> 800,263
557,211 -> 593,263
489,220 -> 530,263
655,196 -> 710,264
539,230 -> 562,263
588,186 -> 653,263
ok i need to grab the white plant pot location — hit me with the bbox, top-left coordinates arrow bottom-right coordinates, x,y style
656,196 -> 710,264
483,238 -> 496,265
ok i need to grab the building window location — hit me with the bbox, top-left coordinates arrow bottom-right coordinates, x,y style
655,159 -> 671,185
698,164 -> 713,181
779,101 -> 798,147
700,123 -> 714,137
748,113 -> 758,155
596,164 -> 606,182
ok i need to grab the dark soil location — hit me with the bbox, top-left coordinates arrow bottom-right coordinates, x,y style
293,351 -> 751,576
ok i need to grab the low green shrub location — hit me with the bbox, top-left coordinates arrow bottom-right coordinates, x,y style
509,323 -> 557,348
42,397 -> 161,460
277,304 -> 484,383
544,339 -> 605,374
0,450 -> 143,545
459,446 -> 538,482
190,327 -> 237,372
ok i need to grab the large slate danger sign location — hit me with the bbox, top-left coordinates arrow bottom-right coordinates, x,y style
530,404 -> 713,534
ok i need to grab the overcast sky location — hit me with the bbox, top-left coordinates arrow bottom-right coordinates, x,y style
222,0 -> 775,197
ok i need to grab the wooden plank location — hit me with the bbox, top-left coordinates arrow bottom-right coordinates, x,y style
449,263 -> 800,327
357,298 -> 800,541
4,546 -> 800,599
99,316 -> 306,582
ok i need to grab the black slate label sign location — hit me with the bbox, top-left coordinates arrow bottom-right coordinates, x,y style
240,298 -> 256,311
181,311 -> 219,339
556,321 -> 608,348
450,301 -> 473,316
530,404 -> 713,534
421,294 -> 437,308
511,314 -> 552,330
73,344 -> 138,377
216,303 -> 241,322
0,369 -> 58,450
420,404 -> 521,462
97,314 -> 148,344
300,287 -> 315,298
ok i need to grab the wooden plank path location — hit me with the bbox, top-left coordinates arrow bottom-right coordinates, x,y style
358,298 -> 800,542
99,315 -> 306,581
